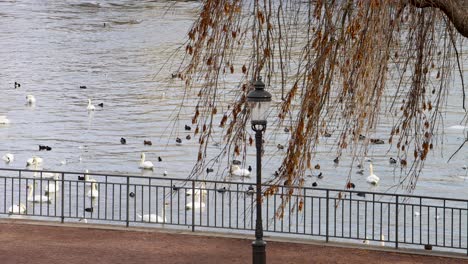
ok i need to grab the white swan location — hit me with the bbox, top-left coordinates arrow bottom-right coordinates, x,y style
366,163 -> 380,185
87,182 -> 99,198
186,200 -> 206,210
230,165 -> 251,177
186,182 -> 207,197
35,172 -> 58,179
8,203 -> 26,215
27,184 -> 51,203
2,153 -> 14,163
26,156 -> 43,167
137,204 -> 168,223
87,99 -> 95,111
26,95 -> 36,104
139,153 -> 154,170
45,177 -> 60,194
0,116 -> 10,124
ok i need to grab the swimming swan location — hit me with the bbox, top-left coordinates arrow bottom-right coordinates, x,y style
0,116 -> 10,124
27,184 -> 51,203
8,203 -> 26,215
87,99 -> 95,111
2,153 -> 14,163
45,177 -> 60,194
137,204 -> 168,223
26,156 -> 43,167
87,182 -> 99,198
366,163 -> 380,185
230,165 -> 251,177
139,153 -> 154,170
26,95 -> 36,104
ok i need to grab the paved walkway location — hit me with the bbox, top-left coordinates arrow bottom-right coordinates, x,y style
0,220 -> 466,264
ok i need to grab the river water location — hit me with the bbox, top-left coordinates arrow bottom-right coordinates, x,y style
0,1 -> 467,199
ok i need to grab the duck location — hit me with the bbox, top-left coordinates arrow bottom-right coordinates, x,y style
79,85 -> 87,89
0,116 -> 11,125
26,95 -> 36,104
230,165 -> 251,177
85,207 -> 94,213
138,153 -> 154,170
389,157 -> 397,164
333,157 -> 339,164
15,81 -> 21,88
120,137 -> 126,144
137,204 -> 168,223
27,184 -> 51,203
370,138 -> 385,144
87,182 -> 99,198
158,156 -> 162,162
97,102 -> 104,107
217,187 -> 227,193
143,140 -> 152,146
186,187 -> 207,197
186,135 -> 191,140
176,137 -> 182,145
277,144 -> 284,150
8,203 -> 26,215
366,163 -> 380,185
245,185 -> 255,195
26,156 -> 43,167
87,99 -> 95,111
2,153 -> 14,163
172,185 -> 181,191
184,125 -> 191,131
206,168 -> 214,174
232,160 -> 242,165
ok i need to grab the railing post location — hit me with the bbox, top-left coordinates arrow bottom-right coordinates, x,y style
61,173 -> 65,223
192,180 -> 195,232
395,195 -> 399,249
326,189 -> 329,243
126,176 -> 130,227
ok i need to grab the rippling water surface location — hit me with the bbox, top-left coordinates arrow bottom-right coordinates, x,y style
0,1 -> 467,199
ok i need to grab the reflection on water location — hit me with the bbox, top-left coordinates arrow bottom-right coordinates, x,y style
0,1 -> 466,199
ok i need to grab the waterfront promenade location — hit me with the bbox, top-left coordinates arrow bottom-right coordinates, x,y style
0,220 -> 466,264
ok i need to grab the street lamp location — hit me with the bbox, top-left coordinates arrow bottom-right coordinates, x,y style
247,76 -> 271,264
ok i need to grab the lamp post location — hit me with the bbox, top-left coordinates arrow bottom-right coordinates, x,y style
247,76 -> 271,264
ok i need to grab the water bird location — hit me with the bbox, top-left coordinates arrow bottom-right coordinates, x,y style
138,153 -> 154,170
314,164 -> 320,170
284,127 -> 290,133
389,157 -> 397,164
158,156 -> 162,162
163,170 -> 168,176
462,165 -> 467,170
230,165 -> 251,177
27,184 -> 51,203
79,85 -> 87,89
357,164 -> 363,169
171,72 -> 181,79
312,182 -> 318,187
232,160 -> 241,165
172,185 -> 181,191
424,244 -> 433,250
39,145 -> 52,151
144,140 -> 152,146
120,137 -> 126,144
97,103 -> 104,107
217,187 -> 227,193
78,175 -> 85,181
26,156 -> 43,167
359,134 -> 366,140
246,185 -> 255,194
357,192 -> 366,198
346,182 -> 356,189
273,171 -> 279,177
370,138 -> 385,144
138,204 -> 168,223
176,137 -> 182,144
333,157 -> 339,164
356,169 -> 364,175
185,125 -> 191,131
8,203 -> 26,215
206,168 -> 214,174
87,99 -> 95,111
85,207 -> 94,213
323,132 -> 331,137
366,163 -> 380,185
186,135 -> 191,140
317,172 -> 323,179
414,211 -> 420,217
129,192 -> 135,198
277,144 -> 284,150
0,116 -> 11,124
26,95 -> 36,104
185,199 -> 206,210
45,177 -> 60,194
2,153 -> 14,163
248,165 -> 252,172
87,182 -> 99,198
15,81 -> 21,88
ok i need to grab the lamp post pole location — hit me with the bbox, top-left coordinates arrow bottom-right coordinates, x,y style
252,123 -> 266,264
247,77 -> 271,264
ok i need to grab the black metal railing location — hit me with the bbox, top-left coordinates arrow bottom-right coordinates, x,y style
0,168 -> 466,255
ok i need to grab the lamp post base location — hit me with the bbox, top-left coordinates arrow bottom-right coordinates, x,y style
252,239 -> 266,264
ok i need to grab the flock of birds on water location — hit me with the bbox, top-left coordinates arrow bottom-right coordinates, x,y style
2,81 -> 467,224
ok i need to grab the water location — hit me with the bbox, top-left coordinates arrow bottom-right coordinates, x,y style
0,0 -> 467,200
